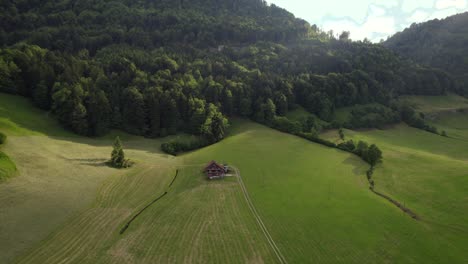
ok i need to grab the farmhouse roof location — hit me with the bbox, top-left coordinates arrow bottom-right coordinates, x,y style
204,160 -> 224,171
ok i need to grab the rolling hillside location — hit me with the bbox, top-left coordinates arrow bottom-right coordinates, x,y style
1,92 -> 468,263
2,1 -> 468,263
385,12 -> 468,93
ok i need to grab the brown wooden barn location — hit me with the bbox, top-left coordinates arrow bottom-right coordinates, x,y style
204,160 -> 226,179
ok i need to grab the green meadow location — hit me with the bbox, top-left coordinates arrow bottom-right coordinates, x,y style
1,93 -> 468,263
400,93 -> 468,113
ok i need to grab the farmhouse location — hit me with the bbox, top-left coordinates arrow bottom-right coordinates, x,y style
204,160 -> 227,179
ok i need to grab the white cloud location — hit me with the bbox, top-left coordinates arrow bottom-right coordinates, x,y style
428,7 -> 460,19
368,4 -> 387,17
435,0 -> 467,9
408,10 -> 430,23
402,0 -> 433,12
322,16 -> 395,41
374,0 -> 400,8
268,0 -> 468,42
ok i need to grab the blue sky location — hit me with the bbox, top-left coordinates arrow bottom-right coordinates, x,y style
267,0 -> 468,41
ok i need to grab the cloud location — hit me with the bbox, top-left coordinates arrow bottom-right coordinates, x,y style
368,4 -> 387,17
428,7 -> 460,19
402,0 -> 433,12
408,10 -> 430,23
322,3 -> 396,41
323,16 -> 395,41
374,0 -> 400,8
435,0 -> 467,9
268,0 -> 468,42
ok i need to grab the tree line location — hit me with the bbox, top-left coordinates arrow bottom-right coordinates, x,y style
385,12 -> 468,94
0,0 -> 460,143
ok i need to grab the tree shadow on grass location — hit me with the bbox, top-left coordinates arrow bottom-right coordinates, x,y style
0,93 -> 174,155
65,158 -> 110,168
341,155 -> 368,176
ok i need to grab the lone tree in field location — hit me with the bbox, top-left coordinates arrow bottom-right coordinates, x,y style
366,144 -> 383,167
338,128 -> 345,141
110,136 -> 126,168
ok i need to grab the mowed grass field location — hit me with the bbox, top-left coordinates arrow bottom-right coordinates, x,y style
0,94 -> 277,263
1,92 -> 468,263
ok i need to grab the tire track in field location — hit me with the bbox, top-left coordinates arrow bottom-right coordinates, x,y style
232,166 -> 288,264
122,167 -> 275,263
119,169 -> 177,234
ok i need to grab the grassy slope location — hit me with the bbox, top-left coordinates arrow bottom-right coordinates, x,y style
0,94 -> 173,262
2,93 -> 468,263
322,96 -> 468,263
0,151 -> 16,181
182,121 -> 467,263
400,93 -> 468,113
403,94 -> 468,141
285,106 -> 329,128
333,103 -> 382,124
0,94 -> 277,263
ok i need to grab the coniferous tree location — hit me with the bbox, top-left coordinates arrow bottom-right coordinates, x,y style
111,136 -> 125,168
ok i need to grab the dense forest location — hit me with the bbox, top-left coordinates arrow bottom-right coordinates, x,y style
0,0 -> 459,141
385,12 -> 468,93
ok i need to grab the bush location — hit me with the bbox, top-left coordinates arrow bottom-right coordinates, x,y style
297,132 -> 337,148
161,137 -> 210,156
347,105 -> 400,129
267,116 -> 383,168
366,167 -> 374,180
400,104 -> 440,135
272,116 -> 302,134
0,132 -> 6,144
337,140 -> 356,152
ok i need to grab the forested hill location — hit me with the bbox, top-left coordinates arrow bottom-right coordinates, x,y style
0,0 -> 459,141
384,12 -> 468,93
0,0 -> 312,51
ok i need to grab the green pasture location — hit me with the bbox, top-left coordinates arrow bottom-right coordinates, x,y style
1,93 -> 468,263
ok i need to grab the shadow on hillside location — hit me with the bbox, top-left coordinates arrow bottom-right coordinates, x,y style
341,155 -> 368,176
65,158 -> 109,168
0,94 -> 166,155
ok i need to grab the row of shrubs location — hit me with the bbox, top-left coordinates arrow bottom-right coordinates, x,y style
329,103 -> 447,137
161,137 -> 211,156
400,105 -> 447,136
346,104 -> 401,129
337,140 -> 383,166
269,116 -> 383,167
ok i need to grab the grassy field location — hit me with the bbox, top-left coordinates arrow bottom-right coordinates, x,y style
0,94 -> 277,263
400,93 -> 468,113
0,150 -> 16,181
398,93 -> 468,140
332,103 -> 382,124
2,93 -> 468,263
0,94 -> 175,262
184,122 -> 468,263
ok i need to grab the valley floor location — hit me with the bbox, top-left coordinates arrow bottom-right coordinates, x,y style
1,94 -> 468,263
